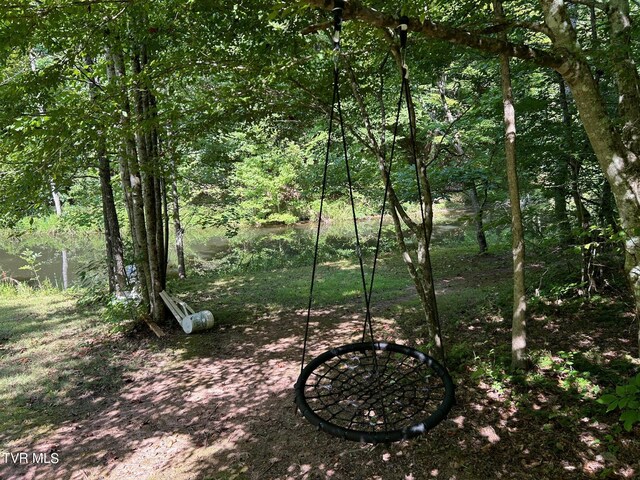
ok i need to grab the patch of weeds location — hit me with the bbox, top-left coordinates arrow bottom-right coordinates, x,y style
103,299 -> 143,333
530,350 -> 603,402
469,348 -> 511,392
598,373 -> 640,432
447,341 -> 476,371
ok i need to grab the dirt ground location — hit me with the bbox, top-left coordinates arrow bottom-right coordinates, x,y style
1,255 -> 639,480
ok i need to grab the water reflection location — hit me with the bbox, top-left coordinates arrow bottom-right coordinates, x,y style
0,217 -> 466,287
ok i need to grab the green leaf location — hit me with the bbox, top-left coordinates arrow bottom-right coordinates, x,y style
620,411 -> 637,422
598,394 -> 617,404
606,400 -> 619,413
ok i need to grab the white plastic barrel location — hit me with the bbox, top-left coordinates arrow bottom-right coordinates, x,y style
181,310 -> 215,334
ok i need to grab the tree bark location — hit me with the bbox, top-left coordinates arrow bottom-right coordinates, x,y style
494,0 -> 528,370
97,147 -> 128,296
131,49 -> 164,324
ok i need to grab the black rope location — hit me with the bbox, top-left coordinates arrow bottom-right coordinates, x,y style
300,68 -> 338,374
302,10 -> 447,375
335,68 -> 378,349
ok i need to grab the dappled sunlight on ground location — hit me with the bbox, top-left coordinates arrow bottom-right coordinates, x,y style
2,251 -> 639,479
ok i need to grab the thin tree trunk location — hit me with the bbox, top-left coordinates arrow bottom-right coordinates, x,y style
495,0 -> 528,370
98,148 -> 128,296
557,72 -> 596,291
438,74 -> 489,253
346,57 -> 441,356
552,75 -> 572,245
171,169 -> 186,279
469,183 -> 489,253
87,54 -> 127,296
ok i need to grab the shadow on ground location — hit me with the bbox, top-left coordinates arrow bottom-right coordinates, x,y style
1,254 -> 639,479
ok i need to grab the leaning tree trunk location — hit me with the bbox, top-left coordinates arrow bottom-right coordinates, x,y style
495,0 -> 528,370
542,0 -> 640,355
345,57 -> 442,356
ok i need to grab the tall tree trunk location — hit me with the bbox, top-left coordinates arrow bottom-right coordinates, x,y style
131,46 -> 165,324
553,75 -> 572,245
557,72 -> 596,291
98,148 -> 127,296
87,54 -> 127,296
109,45 -> 151,308
495,0 -> 528,370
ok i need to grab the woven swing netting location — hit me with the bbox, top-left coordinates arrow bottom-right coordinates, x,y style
295,342 -> 454,443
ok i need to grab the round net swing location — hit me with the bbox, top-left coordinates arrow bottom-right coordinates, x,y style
295,342 -> 455,443
295,3 -> 455,444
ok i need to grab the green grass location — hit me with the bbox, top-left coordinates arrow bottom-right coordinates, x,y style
172,254 -> 414,325
0,288 -> 138,442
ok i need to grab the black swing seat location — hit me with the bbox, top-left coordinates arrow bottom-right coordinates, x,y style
295,341 -> 455,444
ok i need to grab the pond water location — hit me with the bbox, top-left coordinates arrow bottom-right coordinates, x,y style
0,215 -> 468,288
